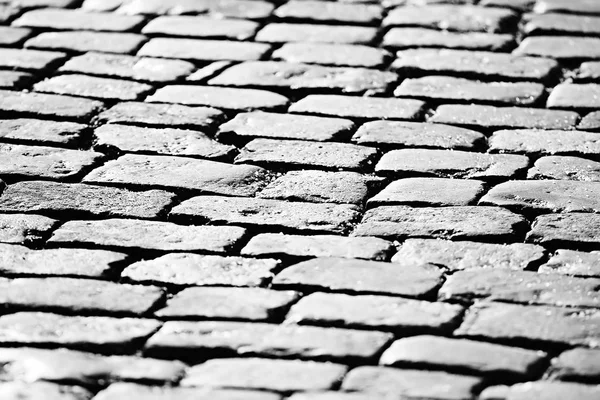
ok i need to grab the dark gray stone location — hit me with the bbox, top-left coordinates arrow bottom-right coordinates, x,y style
547,348 -> 600,383
527,213 -> 600,249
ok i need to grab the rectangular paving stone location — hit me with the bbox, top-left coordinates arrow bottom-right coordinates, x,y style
534,0 -> 600,14
498,381 -> 600,400
271,43 -> 389,68
548,83 -> 600,110
289,95 -> 425,120
0,118 -> 87,147
272,257 -> 442,298
515,36 -> 600,60
83,154 -> 268,197
0,180 -> 175,219
123,253 -> 279,287
0,382 -> 92,400
539,249 -> 600,278
142,16 -> 259,40
430,104 -> 579,130
6,0 -> 80,8
524,13 -> 600,36
392,239 -> 546,271
0,214 -> 58,245
138,38 -> 270,62
383,28 -> 514,51
455,302 -> 600,347
274,0 -> 382,25
288,393 -> 390,400
171,196 -> 360,234
13,9 -> 145,31
255,23 -> 377,45
241,233 -> 394,261
580,111 -> 600,131
25,31 -> 147,54
0,26 -> 32,46
527,213 -> 600,249
48,219 -> 247,253
354,206 -> 527,241
145,320 -> 393,363
547,348 -> 600,383
34,74 -> 153,101
528,156 -> 600,181
93,383 -> 282,400
208,61 -> 397,95
0,48 -> 66,71
489,129 -> 600,156
0,70 -> 31,89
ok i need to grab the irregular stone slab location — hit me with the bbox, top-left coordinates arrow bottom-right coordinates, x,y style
272,257 -> 442,297
0,214 -> 57,245
527,213 -> 600,249
145,320 -> 393,363
490,129 -> 600,156
580,111 -> 600,131
142,16 -> 259,40
83,154 -> 268,197
208,61 -> 397,95
0,118 -> 86,147
102,0 -> 276,19
548,83 -> 600,110
393,49 -> 558,81
272,43 -> 389,68
352,121 -> 485,150
380,336 -> 546,379
123,254 -> 279,287
383,28 -> 513,51
528,156 -> 600,181
0,312 -> 162,352
171,196 -> 360,234
0,243 -> 127,278
274,0 -> 382,25
0,26 -> 32,46
0,70 -> 31,89
156,287 -> 299,321
369,178 -> 484,207
236,139 -> 378,171
574,62 -> 600,83
218,111 -> 354,142
34,74 -> 153,101
540,249 -> 600,277
455,302 -> 600,347
181,358 -> 347,392
431,104 -> 579,130
94,383 -> 281,400
534,0 -> 600,14
0,48 -> 66,70
94,124 -> 234,159
0,144 -> 103,180
500,381 -> 600,400
60,52 -> 194,83
375,149 -> 528,179
341,367 -> 484,400
13,9 -> 144,31
289,95 -> 425,120
286,292 -> 463,334
547,348 -> 600,382
525,13 -> 600,36
241,233 -> 393,261
138,38 -> 270,62
0,381 -> 92,400
0,90 -> 103,122
354,206 -> 526,241
49,219 -> 246,253
25,31 -> 147,54
515,36 -> 600,60
255,23 -> 377,45
391,239 -> 545,271
147,85 -> 289,111
0,180 -> 175,219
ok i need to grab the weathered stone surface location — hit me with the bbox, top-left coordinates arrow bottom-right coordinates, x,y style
580,111 -> 600,131
392,239 -> 545,271
83,154 -> 267,197
13,9 -> 144,31
142,16 -> 259,40
455,302 -> 600,347
138,38 -> 270,62
181,358 -> 347,392
272,43 -> 389,68
354,206 -> 526,241
273,257 -> 442,297
369,178 -> 484,207
0,48 -> 66,71
534,0 -> 600,14
186,61 -> 233,82
171,196 -> 360,234
380,335 -> 546,378
527,213 -> 600,249
289,95 -> 425,120
34,74 -> 153,101
123,254 -> 279,287
0,90 -> 103,122
25,31 -> 147,54
255,23 -> 377,45
528,156 -> 600,181
274,0 -> 382,25
548,83 -> 600,110
286,292 -> 463,334
0,180 -> 175,219
547,348 -> 600,382
0,381 -> 92,400
94,383 -> 282,400
383,28 -> 513,51
525,13 -> 600,36
0,214 -> 57,245
0,118 -> 86,146
241,233 -> 393,261
515,36 -> 600,60
574,61 -> 600,83
0,26 -> 32,46
288,393 -> 389,400
498,381 -> 600,400
490,129 -> 600,156
540,249 -> 600,277
0,70 -> 31,89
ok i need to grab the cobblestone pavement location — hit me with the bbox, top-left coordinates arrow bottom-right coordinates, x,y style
0,0 -> 600,399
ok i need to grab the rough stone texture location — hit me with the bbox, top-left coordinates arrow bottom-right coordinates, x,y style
490,129 -> 600,156
142,16 -> 259,40
0,118 -> 86,146
525,13 -> 600,36
0,382 -> 92,400
527,213 -> 600,249
497,381 -> 600,400
93,383 -> 282,400
0,214 -> 57,245
13,9 -> 144,31
274,0 -> 383,25
288,393 -> 389,400
0,90 -> 103,122
579,111 -> 600,131
138,38 -> 270,62
540,249 -> 600,278
34,74 -> 153,101
547,348 -> 600,383
0,48 -> 66,71
516,36 -> 600,60
534,0 -> 600,14
272,43 -> 389,68
255,23 -> 377,45
528,156 -> 600,181
25,31 -> 147,54
548,83 -> 600,110
383,28 -> 513,51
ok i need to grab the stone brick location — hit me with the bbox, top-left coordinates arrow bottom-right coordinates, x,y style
395,76 -> 544,106
280,1 -> 383,25
455,302 -> 600,347
181,358 -> 347,392
515,36 -> 600,60
392,49 -> 558,81
547,348 -> 600,382
218,111 -> 354,142
13,9 -> 144,31
548,83 -> 600,110
34,74 -> 153,101
286,292 -> 463,334
498,382 -> 600,400
142,16 -> 259,40
354,206 -> 526,241
0,243 -> 127,278
288,393 -> 388,400
209,61 -> 397,95
0,213 -> 57,245
0,71 -> 31,89
489,129 -> 600,156
0,144 -> 103,180
272,43 -> 389,68
0,312 -> 162,352
375,149 -> 528,179
138,38 -> 270,62
255,23 -> 377,45
0,26 -> 32,46
289,95 -> 425,120
580,111 -> 600,131
0,118 -> 86,147
156,287 -> 299,321
60,52 -> 194,83
391,239 -> 545,271
0,382 -> 92,400
83,154 -> 267,196
272,257 -> 442,297
147,85 -> 289,111
236,139 -> 378,171
93,383 -> 282,400
94,124 -> 234,159
369,178 -> 484,207
123,254 -> 279,287
25,31 -> 147,54
241,233 -> 393,261
170,196 -> 360,234
524,13 -> 600,36
0,48 -> 66,71
0,90 -> 103,122
145,320 -> 393,363
341,367 -> 484,400
540,249 -> 600,277
528,156 -> 600,181
49,219 -> 247,253
431,104 -> 579,130
383,28 -> 513,51
574,61 -> 600,82
527,213 -> 600,249
352,121 -> 485,150
534,0 -> 600,14
380,335 -> 546,378
9,0 -> 79,8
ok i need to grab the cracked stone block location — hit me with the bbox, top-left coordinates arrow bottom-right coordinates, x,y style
490,129 -> 600,156
524,13 -> 600,36
515,36 -> 600,60
34,74 -> 153,101
579,111 -> 600,131
498,381 -> 600,400
0,26 -> 32,46
255,23 -> 377,45
142,16 -> 259,40
0,90 -> 103,122
548,83 -> 600,110
0,118 -> 86,146
138,38 -> 270,62
0,48 -> 66,71
272,43 -> 389,68
383,28 -> 513,51
14,9 -> 144,31
25,31 -> 147,54
539,249 -> 600,278
528,156 -> 600,181
0,70 -> 31,89
274,1 -> 383,25
527,213 -> 600,249
547,348 -> 600,383
0,381 -> 92,400
0,214 -> 58,245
